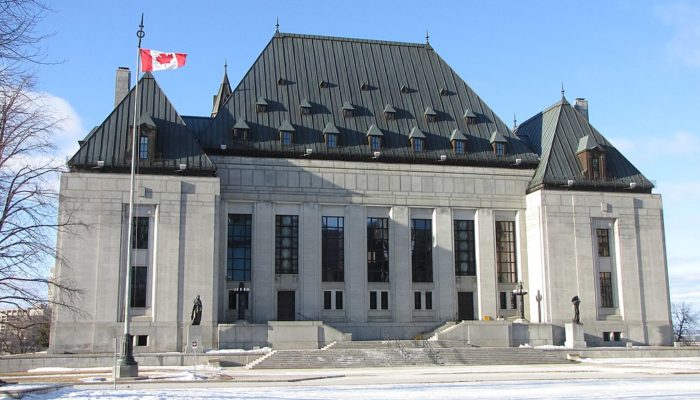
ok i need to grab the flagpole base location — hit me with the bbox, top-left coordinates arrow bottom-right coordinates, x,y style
115,334 -> 139,378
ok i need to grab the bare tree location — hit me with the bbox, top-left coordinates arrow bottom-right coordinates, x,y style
1,0 -> 81,321
672,301 -> 698,343
0,303 -> 50,354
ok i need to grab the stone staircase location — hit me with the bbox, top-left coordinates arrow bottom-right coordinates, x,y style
251,341 -> 570,369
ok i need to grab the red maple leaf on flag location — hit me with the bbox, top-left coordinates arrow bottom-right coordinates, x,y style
156,53 -> 173,64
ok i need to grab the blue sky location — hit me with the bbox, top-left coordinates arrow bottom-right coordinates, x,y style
33,1 -> 700,306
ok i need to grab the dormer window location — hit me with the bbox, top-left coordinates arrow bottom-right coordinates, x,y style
490,130 -> 507,157
424,106 -> 438,123
319,80 -> 329,89
278,119 -> 295,146
366,124 -> 383,151
323,122 -> 340,148
256,97 -> 268,113
299,99 -> 312,116
409,126 -> 426,152
232,119 -> 250,142
439,88 -> 449,96
342,101 -> 355,118
360,82 -> 370,91
464,109 -> 477,125
400,85 -> 410,94
139,135 -> 149,160
277,78 -> 286,86
383,104 -> 396,120
450,128 -> 467,154
577,135 -> 606,180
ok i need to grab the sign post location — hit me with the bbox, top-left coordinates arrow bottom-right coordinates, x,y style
191,340 -> 198,378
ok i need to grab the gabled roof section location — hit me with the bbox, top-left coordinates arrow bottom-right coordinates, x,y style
211,66 -> 232,117
450,128 -> 467,141
516,97 -> 653,193
323,122 -> 340,135
233,118 -> 251,130
490,130 -> 506,143
199,32 -> 537,167
409,126 -> 426,139
463,109 -> 477,119
366,124 -> 383,137
278,119 -> 295,132
68,73 -> 215,175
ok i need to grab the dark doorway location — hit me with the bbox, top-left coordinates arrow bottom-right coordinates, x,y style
457,292 -> 475,321
277,291 -> 295,321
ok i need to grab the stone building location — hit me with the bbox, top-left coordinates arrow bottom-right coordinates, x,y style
49,32 -> 672,353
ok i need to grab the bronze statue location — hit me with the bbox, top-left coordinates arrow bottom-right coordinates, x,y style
191,295 -> 202,325
571,295 -> 581,324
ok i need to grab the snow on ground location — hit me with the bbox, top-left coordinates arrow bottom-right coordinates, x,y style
205,347 -> 271,355
580,357 -> 700,371
19,377 -> 700,399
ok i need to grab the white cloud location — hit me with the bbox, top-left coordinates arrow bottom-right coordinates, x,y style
31,91 -> 85,161
608,131 -> 700,162
657,2 -> 700,67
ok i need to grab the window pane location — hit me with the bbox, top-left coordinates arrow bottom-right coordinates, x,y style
367,218 -> 389,282
596,229 -> 610,257
130,266 -> 147,308
411,219 -> 433,282
381,291 -> 389,310
600,272 -> 614,308
369,291 -> 377,310
324,291 -> 332,310
322,216 -> 344,282
496,221 -> 517,283
335,291 -> 343,310
499,292 -> 507,310
454,220 -> 476,276
227,214 -> 252,281
414,291 -> 422,310
425,292 -> 433,310
132,217 -> 149,249
275,215 -> 298,274
229,291 -> 236,310
139,135 -> 149,160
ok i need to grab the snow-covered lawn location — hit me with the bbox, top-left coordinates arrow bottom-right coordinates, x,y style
19,377 -> 700,399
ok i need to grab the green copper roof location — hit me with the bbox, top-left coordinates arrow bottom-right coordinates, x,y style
516,97 -> 653,193
490,130 -> 507,143
278,119 -> 295,132
366,124 -> 383,137
409,126 -> 426,139
233,118 -> 250,130
323,122 -> 340,135
450,128 -> 467,141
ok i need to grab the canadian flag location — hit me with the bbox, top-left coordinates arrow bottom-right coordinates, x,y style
140,49 -> 187,72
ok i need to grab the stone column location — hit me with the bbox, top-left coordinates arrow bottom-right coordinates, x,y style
391,206 -> 411,323
253,202 -> 275,322
476,209 -> 498,320
300,203 -> 321,319
434,207 -> 455,321
346,205 -> 367,323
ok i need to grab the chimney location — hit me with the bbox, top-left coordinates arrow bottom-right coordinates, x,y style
114,67 -> 131,107
574,98 -> 589,121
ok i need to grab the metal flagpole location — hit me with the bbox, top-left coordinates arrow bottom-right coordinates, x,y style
117,13 -> 145,379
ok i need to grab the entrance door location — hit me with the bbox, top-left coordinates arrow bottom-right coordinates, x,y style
277,291 -> 296,321
457,292 -> 475,321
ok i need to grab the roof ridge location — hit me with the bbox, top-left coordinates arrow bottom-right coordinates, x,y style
276,32 -> 427,48
537,105 -> 564,185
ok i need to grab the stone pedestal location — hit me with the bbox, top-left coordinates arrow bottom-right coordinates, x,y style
564,323 -> 587,348
187,325 -> 202,352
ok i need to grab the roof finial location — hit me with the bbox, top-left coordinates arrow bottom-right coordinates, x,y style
224,59 -> 228,73
513,113 -> 517,129
275,16 -> 280,33
561,82 -> 565,99
426,29 -> 430,44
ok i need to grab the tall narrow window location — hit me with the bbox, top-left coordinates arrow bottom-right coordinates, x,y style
322,216 -> 344,282
596,228 -> 610,257
370,136 -> 382,151
411,219 -> 433,282
499,292 -> 507,310
495,143 -> 505,157
381,291 -> 389,310
324,291 -> 332,310
412,138 -> 424,152
496,221 -> 517,283
275,215 -> 298,274
130,266 -> 147,308
280,131 -> 293,146
139,135 -> 149,160
227,214 -> 252,281
414,291 -> 422,310
132,217 -> 149,249
454,220 -> 476,276
369,291 -> 378,310
425,291 -> 433,310
367,217 -> 389,282
326,134 -> 337,148
591,155 -> 601,179
335,291 -> 344,310
600,272 -> 614,308
454,140 -> 466,154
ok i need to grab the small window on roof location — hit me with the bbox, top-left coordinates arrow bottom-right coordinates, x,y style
490,130 -> 507,157
278,120 -> 295,146
494,143 -> 505,157
326,133 -> 337,148
360,82 -> 370,91
256,97 -> 268,113
299,99 -> 312,116
370,136 -> 381,151
400,85 -> 410,94
342,101 -> 355,118
319,80 -> 329,89
232,119 -> 250,142
439,88 -> 449,96
464,109 -> 477,125
383,104 -> 396,120
453,140 -> 466,154
412,138 -> 424,152
277,78 -> 286,86
425,106 -> 438,123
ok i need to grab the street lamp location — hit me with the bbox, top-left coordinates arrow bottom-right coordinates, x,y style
235,282 -> 250,321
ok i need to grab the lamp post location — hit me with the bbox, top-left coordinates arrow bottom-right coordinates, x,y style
513,282 -> 528,323
235,282 -> 250,321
